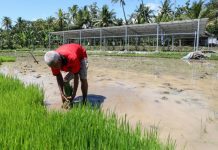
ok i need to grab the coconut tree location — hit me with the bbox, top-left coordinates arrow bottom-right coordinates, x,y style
156,0 -> 173,22
68,5 -> 78,27
56,9 -> 66,31
74,9 -> 84,28
187,0 -> 206,19
2,17 -> 12,30
2,17 -> 13,49
82,6 -> 91,28
13,17 -> 26,48
46,16 -> 56,31
89,2 -> 99,27
174,3 -> 190,20
134,4 -> 154,24
15,17 -> 25,29
111,0 -> 128,25
0,28 -> 3,49
94,5 -> 116,27
114,17 -> 123,26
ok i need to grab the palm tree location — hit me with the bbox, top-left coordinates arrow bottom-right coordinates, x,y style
2,17 -> 13,49
15,17 -> 25,29
13,17 -> 26,48
187,0 -> 206,19
68,5 -> 78,26
94,5 -> 116,27
111,0 -> 128,25
89,2 -> 99,27
2,17 -> 12,30
134,4 -> 154,24
56,9 -> 66,31
82,6 -> 91,28
46,16 -> 56,30
0,28 -> 3,49
156,0 -> 173,22
74,9 -> 84,28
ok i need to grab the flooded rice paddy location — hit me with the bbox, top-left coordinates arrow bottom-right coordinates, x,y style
0,55 -> 218,150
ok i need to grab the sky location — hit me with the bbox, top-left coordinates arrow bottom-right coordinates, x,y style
0,0 -> 209,24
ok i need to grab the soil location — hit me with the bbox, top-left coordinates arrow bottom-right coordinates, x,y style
1,55 -> 218,150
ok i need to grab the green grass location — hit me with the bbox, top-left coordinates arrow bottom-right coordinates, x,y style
87,51 -> 189,59
145,52 -> 188,59
208,53 -> 218,60
88,50 -> 218,60
0,74 -> 175,149
0,56 -> 16,65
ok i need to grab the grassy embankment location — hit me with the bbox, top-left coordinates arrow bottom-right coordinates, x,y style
0,60 -> 175,149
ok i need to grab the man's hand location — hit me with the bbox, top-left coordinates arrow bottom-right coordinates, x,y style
61,93 -> 70,103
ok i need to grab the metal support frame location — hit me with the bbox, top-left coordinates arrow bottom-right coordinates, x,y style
62,32 -> 65,44
80,31 -> 82,45
100,29 -> 102,50
156,24 -> 159,52
49,19 -> 208,51
172,35 -> 174,51
48,33 -> 51,50
196,19 -> 200,51
125,26 -> 128,50
194,31 -> 197,51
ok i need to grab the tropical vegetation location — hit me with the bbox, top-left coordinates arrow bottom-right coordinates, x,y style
0,0 -> 217,50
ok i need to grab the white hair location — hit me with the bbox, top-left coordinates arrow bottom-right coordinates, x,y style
44,51 -> 60,66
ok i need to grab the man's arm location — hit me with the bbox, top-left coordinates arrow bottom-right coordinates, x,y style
71,73 -> 79,101
56,73 -> 68,102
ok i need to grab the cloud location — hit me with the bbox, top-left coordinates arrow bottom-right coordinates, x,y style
145,3 -> 160,11
145,3 -> 160,15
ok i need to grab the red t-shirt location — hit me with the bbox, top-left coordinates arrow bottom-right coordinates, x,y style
51,44 -> 87,75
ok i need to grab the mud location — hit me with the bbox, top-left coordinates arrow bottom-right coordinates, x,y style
1,55 -> 218,150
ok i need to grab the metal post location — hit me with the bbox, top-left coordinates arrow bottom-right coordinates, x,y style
172,35 -> 174,51
94,37 -> 96,50
194,31 -> 197,51
100,29 -> 102,51
80,31 -> 82,45
48,33 -> 51,50
125,26 -> 128,50
156,24 -> 159,52
153,37 -> 155,51
196,19 -> 200,51
128,35 -> 129,50
62,32 -> 64,44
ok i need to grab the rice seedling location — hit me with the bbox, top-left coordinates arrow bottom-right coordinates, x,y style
0,56 -> 16,64
0,72 -> 175,149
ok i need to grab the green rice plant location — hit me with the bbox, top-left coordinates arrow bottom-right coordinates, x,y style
0,74 -> 175,149
0,56 -> 16,64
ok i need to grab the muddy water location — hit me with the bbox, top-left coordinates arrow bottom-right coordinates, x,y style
1,55 -> 218,150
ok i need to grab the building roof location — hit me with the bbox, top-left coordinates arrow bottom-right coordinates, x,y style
50,18 -> 208,39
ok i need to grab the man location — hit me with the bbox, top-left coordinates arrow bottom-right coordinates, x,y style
44,43 -> 88,106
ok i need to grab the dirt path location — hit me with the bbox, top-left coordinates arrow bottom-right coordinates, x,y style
1,56 -> 218,150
